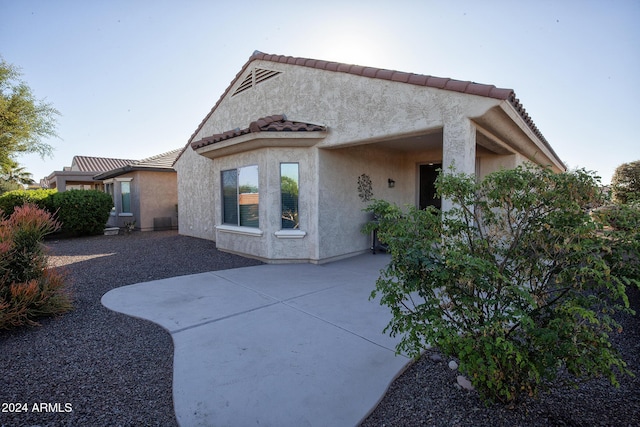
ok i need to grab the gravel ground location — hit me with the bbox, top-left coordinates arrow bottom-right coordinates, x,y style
1,230 -> 638,426
361,284 -> 640,426
0,230 -> 262,427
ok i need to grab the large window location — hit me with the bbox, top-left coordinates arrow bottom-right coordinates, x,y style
222,165 -> 259,227
280,163 -> 299,229
121,181 -> 131,213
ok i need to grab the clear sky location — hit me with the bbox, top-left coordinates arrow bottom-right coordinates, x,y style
1,0 -> 638,185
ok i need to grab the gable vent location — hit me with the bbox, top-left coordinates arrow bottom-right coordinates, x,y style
232,68 -> 282,96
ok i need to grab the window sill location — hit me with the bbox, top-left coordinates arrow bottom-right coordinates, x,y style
118,213 -> 134,217
216,225 -> 264,237
275,229 -> 307,239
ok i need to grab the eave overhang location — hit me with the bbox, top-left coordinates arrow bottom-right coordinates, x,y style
474,101 -> 566,172
94,166 -> 176,180
191,115 -> 328,159
193,131 -> 327,159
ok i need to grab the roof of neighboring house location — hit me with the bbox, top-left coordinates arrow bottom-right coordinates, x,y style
133,148 -> 182,169
191,115 -> 327,150
71,156 -> 137,172
94,149 -> 181,180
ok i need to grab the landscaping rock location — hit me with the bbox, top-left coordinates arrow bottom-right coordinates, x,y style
457,375 -> 474,391
0,231 -> 263,427
429,353 -> 443,363
448,360 -> 458,370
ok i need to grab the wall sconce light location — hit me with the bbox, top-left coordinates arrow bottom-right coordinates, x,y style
388,178 -> 395,188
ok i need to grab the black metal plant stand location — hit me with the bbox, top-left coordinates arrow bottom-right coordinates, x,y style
370,220 -> 388,254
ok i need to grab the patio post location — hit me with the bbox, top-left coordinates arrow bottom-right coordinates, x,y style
441,117 -> 477,212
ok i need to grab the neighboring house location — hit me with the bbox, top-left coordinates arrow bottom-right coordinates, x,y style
43,156 -> 136,191
174,51 -> 565,264
94,149 -> 180,232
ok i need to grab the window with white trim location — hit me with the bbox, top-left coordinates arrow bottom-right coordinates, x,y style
280,163 -> 299,229
121,181 -> 131,213
222,165 -> 259,227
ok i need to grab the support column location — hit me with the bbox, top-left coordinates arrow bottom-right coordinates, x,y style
442,118 -> 476,212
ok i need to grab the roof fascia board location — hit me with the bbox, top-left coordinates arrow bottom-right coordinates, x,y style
47,171 -> 99,179
94,165 -> 175,180
499,101 -> 565,171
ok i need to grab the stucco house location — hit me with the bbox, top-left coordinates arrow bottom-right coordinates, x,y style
43,155 -> 136,191
94,149 -> 180,232
174,51 -> 565,264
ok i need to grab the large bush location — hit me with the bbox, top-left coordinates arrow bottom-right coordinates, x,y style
0,188 -> 57,217
611,160 -> 640,205
592,203 -> 640,283
365,165 -> 637,404
0,204 -> 71,328
48,190 -> 113,236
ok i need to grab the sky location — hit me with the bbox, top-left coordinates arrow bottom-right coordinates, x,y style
1,0 -> 638,185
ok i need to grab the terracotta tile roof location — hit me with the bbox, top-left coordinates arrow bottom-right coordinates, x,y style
252,52 -> 514,100
191,115 -> 326,149
72,156 -> 136,172
184,51 -> 555,165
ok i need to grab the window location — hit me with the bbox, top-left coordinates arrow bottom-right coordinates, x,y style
280,163 -> 299,229
105,182 -> 115,214
121,181 -> 131,213
222,165 -> 259,227
105,182 -> 113,197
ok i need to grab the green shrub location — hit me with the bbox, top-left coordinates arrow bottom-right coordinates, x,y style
365,165 -> 637,404
48,190 -> 113,236
0,189 -> 57,217
593,203 -> 640,284
0,204 -> 71,329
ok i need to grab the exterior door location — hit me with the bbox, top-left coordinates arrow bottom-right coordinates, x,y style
419,163 -> 442,210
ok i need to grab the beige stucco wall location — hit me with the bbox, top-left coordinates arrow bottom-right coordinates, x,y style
191,60 -> 501,149
136,170 -> 177,231
178,59 -> 561,262
103,171 -> 177,231
175,146 -> 216,240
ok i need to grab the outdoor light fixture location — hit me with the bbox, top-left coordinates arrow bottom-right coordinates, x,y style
388,178 -> 395,188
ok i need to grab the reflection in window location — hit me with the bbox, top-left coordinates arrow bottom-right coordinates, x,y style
239,165 -> 259,227
105,182 -> 115,213
222,165 -> 259,228
121,181 -> 131,213
280,163 -> 299,229
222,169 -> 238,225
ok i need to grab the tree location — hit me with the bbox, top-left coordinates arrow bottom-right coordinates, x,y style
0,178 -> 21,194
0,58 -> 59,171
364,165 -> 636,404
1,160 -> 35,186
611,160 -> 640,205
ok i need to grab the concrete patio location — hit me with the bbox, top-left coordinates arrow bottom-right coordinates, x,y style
101,253 -> 412,426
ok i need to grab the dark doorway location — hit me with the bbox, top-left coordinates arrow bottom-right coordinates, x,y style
419,163 -> 442,210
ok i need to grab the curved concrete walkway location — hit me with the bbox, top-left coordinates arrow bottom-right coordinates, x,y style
102,253 -> 410,426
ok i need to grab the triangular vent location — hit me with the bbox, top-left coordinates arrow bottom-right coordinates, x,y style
232,68 -> 281,96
